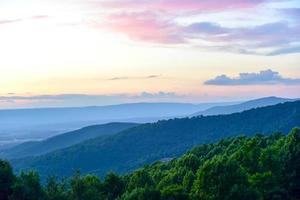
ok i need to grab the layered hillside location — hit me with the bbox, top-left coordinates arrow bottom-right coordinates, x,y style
12,101 -> 300,179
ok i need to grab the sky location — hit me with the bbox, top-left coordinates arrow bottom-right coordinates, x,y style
0,0 -> 299,108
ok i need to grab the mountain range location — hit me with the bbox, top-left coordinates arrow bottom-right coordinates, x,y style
0,102 -> 234,147
1,96 -> 294,149
11,100 -> 300,179
0,122 -> 138,159
3,97 -> 293,159
192,96 -> 294,116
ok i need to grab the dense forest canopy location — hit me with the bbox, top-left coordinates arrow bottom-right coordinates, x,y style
1,128 -> 299,200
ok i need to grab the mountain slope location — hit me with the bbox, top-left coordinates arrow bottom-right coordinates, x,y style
1,122 -> 138,159
192,96 -> 293,116
2,129 -> 299,200
12,101 -> 300,178
0,102 -> 235,146
1,102 -> 232,127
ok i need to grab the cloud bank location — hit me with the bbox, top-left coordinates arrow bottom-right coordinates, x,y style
97,0 -> 300,55
100,0 -> 265,12
205,69 -> 300,85
0,92 -> 183,108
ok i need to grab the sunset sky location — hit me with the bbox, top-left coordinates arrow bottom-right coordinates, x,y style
0,0 -> 300,108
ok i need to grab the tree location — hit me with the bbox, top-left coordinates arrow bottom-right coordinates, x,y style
80,175 -> 102,200
192,156 -> 250,200
281,128 -> 300,199
177,154 -> 200,172
101,172 -> 125,200
182,171 -> 194,192
233,137 -> 263,174
10,171 -> 45,200
121,187 -> 161,200
45,176 -> 68,200
161,184 -> 188,200
70,171 -> 85,200
127,169 -> 154,191
248,171 -> 281,199
1,128 -> 299,200
0,160 -> 14,200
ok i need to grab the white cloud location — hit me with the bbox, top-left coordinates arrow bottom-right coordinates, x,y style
205,69 -> 300,85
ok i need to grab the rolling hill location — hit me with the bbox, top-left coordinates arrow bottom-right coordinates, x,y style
1,102 -> 232,127
2,128 -> 299,199
11,101 -> 300,179
192,96 -> 293,116
0,102 -> 234,146
0,122 -> 138,159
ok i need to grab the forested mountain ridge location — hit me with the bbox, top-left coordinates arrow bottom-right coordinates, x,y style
0,102 -> 228,129
0,97 -> 290,147
0,122 -> 138,159
0,102 -> 233,147
11,100 -> 300,179
192,96 -> 294,116
1,128 -> 300,200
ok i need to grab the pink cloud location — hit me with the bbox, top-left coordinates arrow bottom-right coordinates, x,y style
97,0 -> 269,45
100,0 -> 264,12
95,0 -> 300,55
103,12 -> 184,43
99,11 -> 300,55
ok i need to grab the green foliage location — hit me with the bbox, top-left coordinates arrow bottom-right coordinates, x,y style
280,128 -> 300,199
127,169 -> 154,191
0,160 -> 14,200
45,176 -> 68,200
161,184 -> 188,200
121,187 -> 160,200
1,128 -> 300,200
101,172 -> 125,200
192,156 -> 249,200
10,171 -> 45,200
182,171 -> 195,192
70,172 -> 103,200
